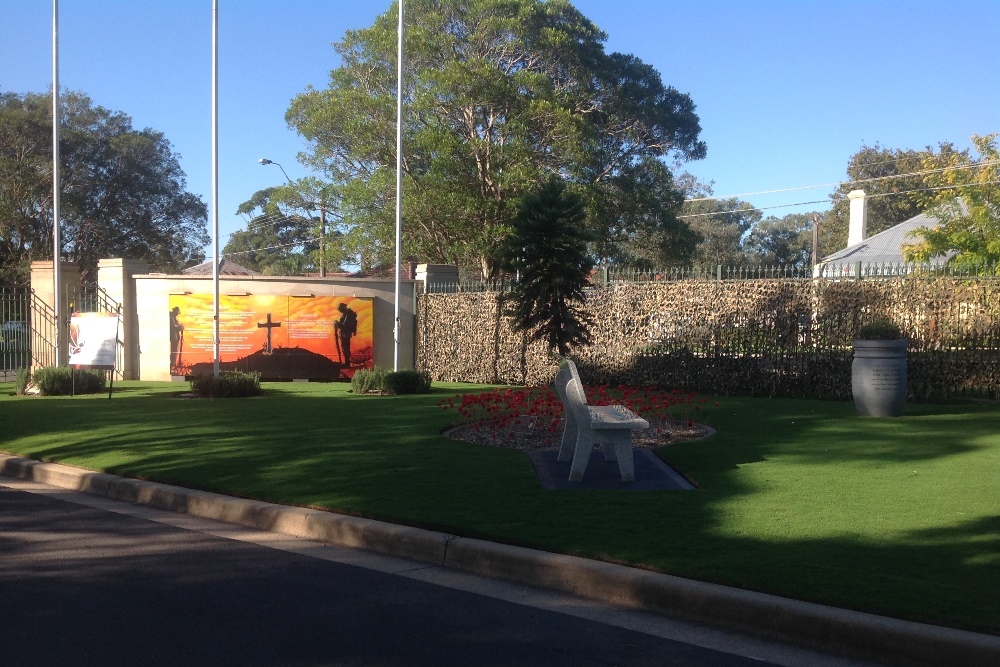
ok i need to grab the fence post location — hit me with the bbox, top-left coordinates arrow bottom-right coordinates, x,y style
717,265 -> 723,281
855,261 -> 863,282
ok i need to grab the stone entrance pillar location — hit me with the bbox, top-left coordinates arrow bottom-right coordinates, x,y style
29,260 -> 81,369
98,258 -> 148,380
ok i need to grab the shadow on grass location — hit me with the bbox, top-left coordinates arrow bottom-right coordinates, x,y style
2,386 -> 999,634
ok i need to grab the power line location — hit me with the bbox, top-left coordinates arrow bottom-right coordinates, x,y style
684,159 -> 1000,203
221,236 -> 322,259
677,199 -> 827,219
677,181 -> 999,220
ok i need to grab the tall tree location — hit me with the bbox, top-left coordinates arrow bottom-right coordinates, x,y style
499,179 -> 593,356
0,90 -> 208,284
223,187 -> 320,275
668,178 -> 760,266
286,0 -> 705,279
744,212 -> 816,268
903,134 -> 1000,264
822,142 -> 970,254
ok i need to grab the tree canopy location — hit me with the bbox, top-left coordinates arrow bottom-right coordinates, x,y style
286,0 -> 705,278
223,186 -> 329,275
902,134 -> 1000,264
820,142 -> 970,254
744,212 -> 815,268
0,89 -> 208,284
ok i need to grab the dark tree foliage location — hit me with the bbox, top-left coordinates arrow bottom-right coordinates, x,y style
744,212 -> 817,269
499,179 -> 594,356
224,187 -> 320,275
0,89 -> 208,283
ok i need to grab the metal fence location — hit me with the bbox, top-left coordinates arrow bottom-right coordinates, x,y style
417,264 -> 1000,400
0,283 -> 123,381
425,261 -> 1000,293
1,286 -> 56,379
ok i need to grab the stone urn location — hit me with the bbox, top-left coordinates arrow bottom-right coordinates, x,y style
852,321 -> 907,417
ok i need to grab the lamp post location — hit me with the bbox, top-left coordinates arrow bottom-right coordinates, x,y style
259,158 -> 326,277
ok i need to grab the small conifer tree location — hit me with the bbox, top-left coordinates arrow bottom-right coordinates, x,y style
499,179 -> 595,356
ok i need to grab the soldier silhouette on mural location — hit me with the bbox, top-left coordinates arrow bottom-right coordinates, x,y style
169,306 -> 184,374
334,302 -> 358,367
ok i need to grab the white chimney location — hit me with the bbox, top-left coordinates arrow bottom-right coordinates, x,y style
847,189 -> 868,247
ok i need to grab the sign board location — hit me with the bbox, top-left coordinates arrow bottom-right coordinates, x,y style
68,312 -> 119,370
167,294 -> 373,379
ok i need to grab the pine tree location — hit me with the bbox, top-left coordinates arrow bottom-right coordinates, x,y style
500,179 -> 595,356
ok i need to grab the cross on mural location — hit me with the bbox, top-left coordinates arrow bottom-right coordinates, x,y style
257,312 -> 282,353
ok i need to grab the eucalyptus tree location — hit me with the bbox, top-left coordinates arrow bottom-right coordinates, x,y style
286,0 -> 705,278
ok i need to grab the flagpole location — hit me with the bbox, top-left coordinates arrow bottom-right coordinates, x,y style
211,0 -> 220,378
53,0 -> 62,366
393,0 -> 404,372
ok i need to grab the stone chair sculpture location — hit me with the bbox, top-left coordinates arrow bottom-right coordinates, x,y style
553,358 -> 649,482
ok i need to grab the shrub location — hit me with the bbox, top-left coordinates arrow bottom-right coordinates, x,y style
189,370 -> 262,398
857,319 -> 903,340
14,367 -> 31,396
350,366 -> 390,394
32,366 -> 107,396
384,369 -> 433,395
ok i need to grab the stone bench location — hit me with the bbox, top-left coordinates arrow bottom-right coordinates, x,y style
554,358 -> 649,482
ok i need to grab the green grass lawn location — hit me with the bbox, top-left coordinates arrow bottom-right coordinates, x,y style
2,381 -> 998,635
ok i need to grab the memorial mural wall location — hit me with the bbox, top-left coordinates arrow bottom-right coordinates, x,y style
167,294 -> 373,380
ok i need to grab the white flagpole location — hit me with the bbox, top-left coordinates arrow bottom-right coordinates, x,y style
212,0 -> 220,377
53,0 -> 62,366
393,0 -> 404,371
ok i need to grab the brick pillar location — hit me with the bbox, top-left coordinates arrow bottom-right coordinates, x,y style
98,258 -> 148,380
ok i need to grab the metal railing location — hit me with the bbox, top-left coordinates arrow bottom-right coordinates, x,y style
424,261 -> 1000,293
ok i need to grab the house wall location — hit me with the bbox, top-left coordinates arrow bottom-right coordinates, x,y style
134,273 -> 418,381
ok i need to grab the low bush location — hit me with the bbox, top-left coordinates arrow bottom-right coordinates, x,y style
32,366 -> 107,396
857,319 -> 903,340
14,367 -> 31,396
350,366 -> 390,394
189,370 -> 262,398
384,369 -> 433,395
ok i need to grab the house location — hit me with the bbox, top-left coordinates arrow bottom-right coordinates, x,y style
816,191 -> 958,277
181,258 -> 260,276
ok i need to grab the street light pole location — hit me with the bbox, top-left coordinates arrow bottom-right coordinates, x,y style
259,158 -> 326,277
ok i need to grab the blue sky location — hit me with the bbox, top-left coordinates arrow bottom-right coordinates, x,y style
2,0 -> 998,256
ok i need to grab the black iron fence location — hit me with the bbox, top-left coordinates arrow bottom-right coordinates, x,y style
0,284 -> 123,381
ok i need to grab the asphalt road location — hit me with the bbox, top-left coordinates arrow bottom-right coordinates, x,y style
0,479 -> 879,667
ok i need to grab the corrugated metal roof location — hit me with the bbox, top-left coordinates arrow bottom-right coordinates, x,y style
821,202 -> 965,265
181,259 -> 260,276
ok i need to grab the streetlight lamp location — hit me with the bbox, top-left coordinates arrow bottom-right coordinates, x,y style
258,157 -> 293,186
259,157 -> 326,277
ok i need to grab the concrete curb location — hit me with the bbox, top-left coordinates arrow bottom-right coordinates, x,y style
3,453 -> 998,667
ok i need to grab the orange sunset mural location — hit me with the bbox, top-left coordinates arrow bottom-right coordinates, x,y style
168,294 -> 373,380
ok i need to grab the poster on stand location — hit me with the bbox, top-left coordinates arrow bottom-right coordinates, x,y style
69,312 -> 119,370
168,294 -> 373,380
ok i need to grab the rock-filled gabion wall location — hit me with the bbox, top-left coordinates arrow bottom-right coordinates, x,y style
417,277 -> 1000,400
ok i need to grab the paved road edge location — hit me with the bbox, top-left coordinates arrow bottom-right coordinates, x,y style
3,454 -> 998,667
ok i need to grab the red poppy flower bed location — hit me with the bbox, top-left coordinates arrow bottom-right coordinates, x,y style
439,385 -> 714,450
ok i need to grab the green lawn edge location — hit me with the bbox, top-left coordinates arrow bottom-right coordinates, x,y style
2,380 -> 998,635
